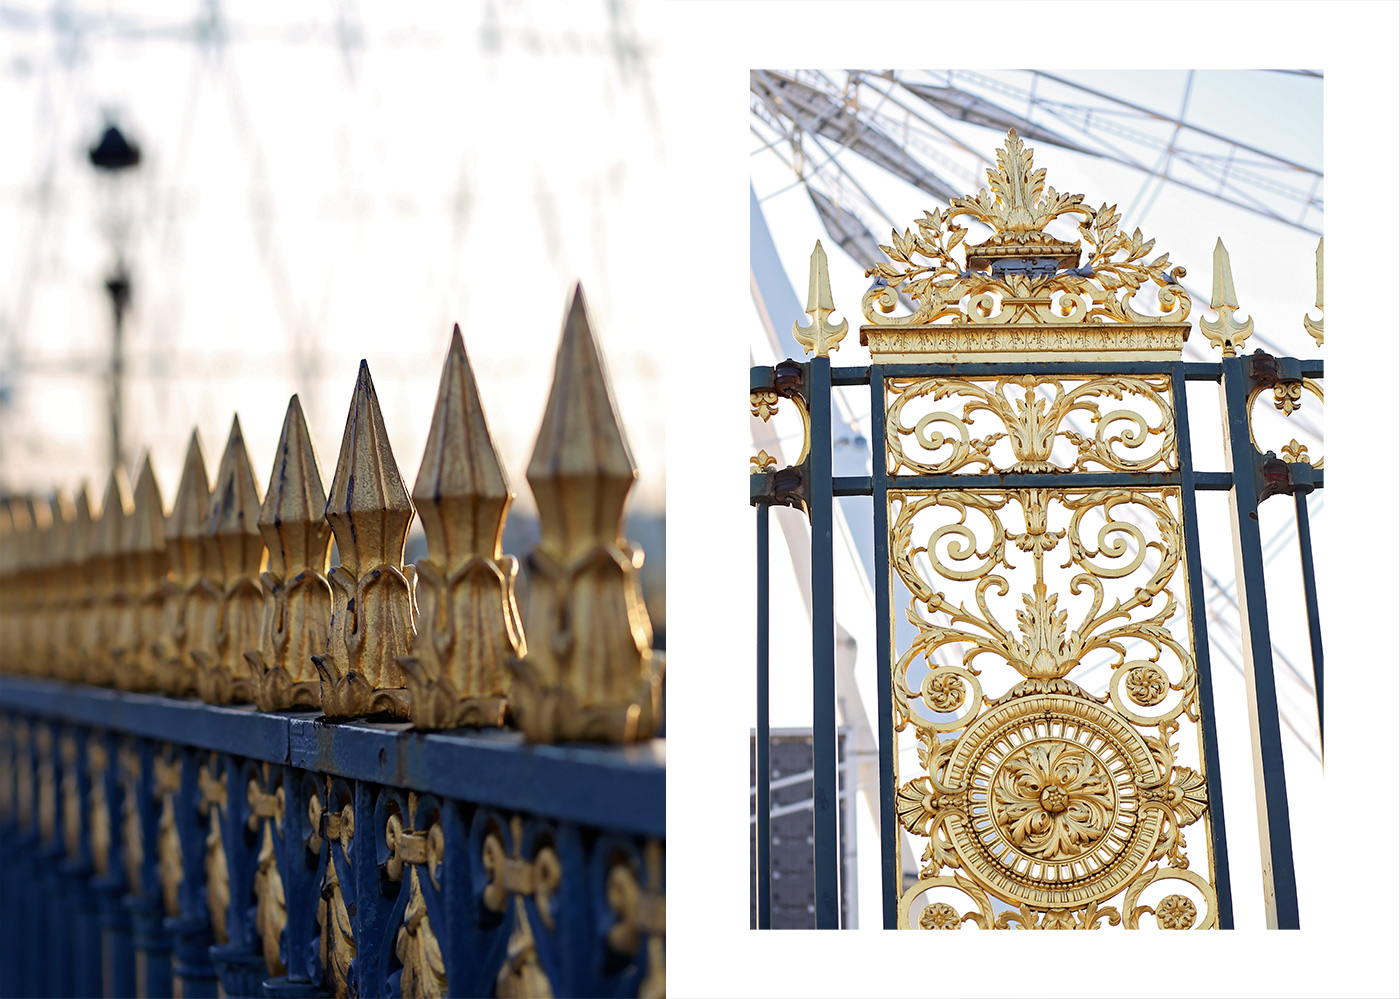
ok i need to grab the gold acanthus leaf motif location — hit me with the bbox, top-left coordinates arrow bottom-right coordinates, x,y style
864,130 -> 1189,328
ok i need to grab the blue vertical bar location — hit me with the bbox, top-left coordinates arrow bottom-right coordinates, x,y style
1172,363 -> 1234,928
808,354 -> 840,929
755,504 -> 772,930
870,366 -> 897,930
1293,491 -> 1324,751
1219,355 -> 1299,928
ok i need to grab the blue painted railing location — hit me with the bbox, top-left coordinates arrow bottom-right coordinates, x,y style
0,675 -> 663,997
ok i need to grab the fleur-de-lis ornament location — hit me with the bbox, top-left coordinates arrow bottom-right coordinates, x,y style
1199,237 -> 1254,357
792,240 -> 847,357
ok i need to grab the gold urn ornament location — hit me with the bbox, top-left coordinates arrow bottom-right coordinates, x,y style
247,395 -> 333,711
399,325 -> 524,729
313,360 -> 418,719
507,286 -> 662,744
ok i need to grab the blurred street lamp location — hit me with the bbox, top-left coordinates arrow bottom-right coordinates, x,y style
88,120 -> 141,473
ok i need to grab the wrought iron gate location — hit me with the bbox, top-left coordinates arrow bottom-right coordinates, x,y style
751,129 -> 1322,931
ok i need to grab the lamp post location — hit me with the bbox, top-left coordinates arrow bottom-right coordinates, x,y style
88,121 -> 141,473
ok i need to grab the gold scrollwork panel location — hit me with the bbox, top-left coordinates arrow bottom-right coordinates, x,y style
885,374 -> 1176,477
888,484 -> 1218,930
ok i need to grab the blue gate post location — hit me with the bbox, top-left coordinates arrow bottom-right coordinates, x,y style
1219,351 -> 1300,928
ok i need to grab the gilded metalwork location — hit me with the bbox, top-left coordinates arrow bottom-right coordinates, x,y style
1247,377 -> 1323,469
57,488 -> 89,682
388,793 -> 447,997
885,374 -> 1175,476
89,469 -> 133,687
60,732 -> 82,860
1303,237 -> 1323,347
861,129 -> 1191,362
486,817 -> 559,999
113,455 -> 167,691
194,416 -> 266,705
792,240 -> 847,357
35,724 -> 54,844
889,484 -> 1219,929
157,431 -> 216,697
198,761 -> 231,944
508,287 -> 663,743
750,386 -> 810,467
154,751 -> 183,916
313,361 -> 417,720
482,817 -> 561,925
88,740 -> 111,878
1198,237 -> 1254,357
606,841 -> 665,999
312,787 -> 355,997
119,741 -> 144,893
401,327 -> 523,730
247,395 -> 332,711
749,450 -> 778,473
247,768 -> 287,975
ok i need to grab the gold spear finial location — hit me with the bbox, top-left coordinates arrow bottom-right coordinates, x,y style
195,416 -> 265,704
159,430 -> 215,696
509,285 -> 661,743
248,394 -> 331,711
401,323 -> 523,729
1303,236 -> 1323,347
114,454 -> 167,691
23,496 -> 55,677
89,467 -> 133,686
63,485 -> 95,682
315,360 -> 417,719
0,502 -> 14,671
4,499 -> 38,673
45,490 -> 76,678
792,240 -> 848,357
1199,237 -> 1254,357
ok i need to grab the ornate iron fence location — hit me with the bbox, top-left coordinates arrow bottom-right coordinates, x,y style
0,286 -> 665,997
751,129 -> 1322,930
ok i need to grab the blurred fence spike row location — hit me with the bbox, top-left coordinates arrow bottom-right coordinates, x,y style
313,360 -> 418,720
400,324 -> 523,730
508,285 -> 663,744
248,395 -> 332,712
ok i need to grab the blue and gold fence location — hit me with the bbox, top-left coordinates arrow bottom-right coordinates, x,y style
0,286 -> 665,998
